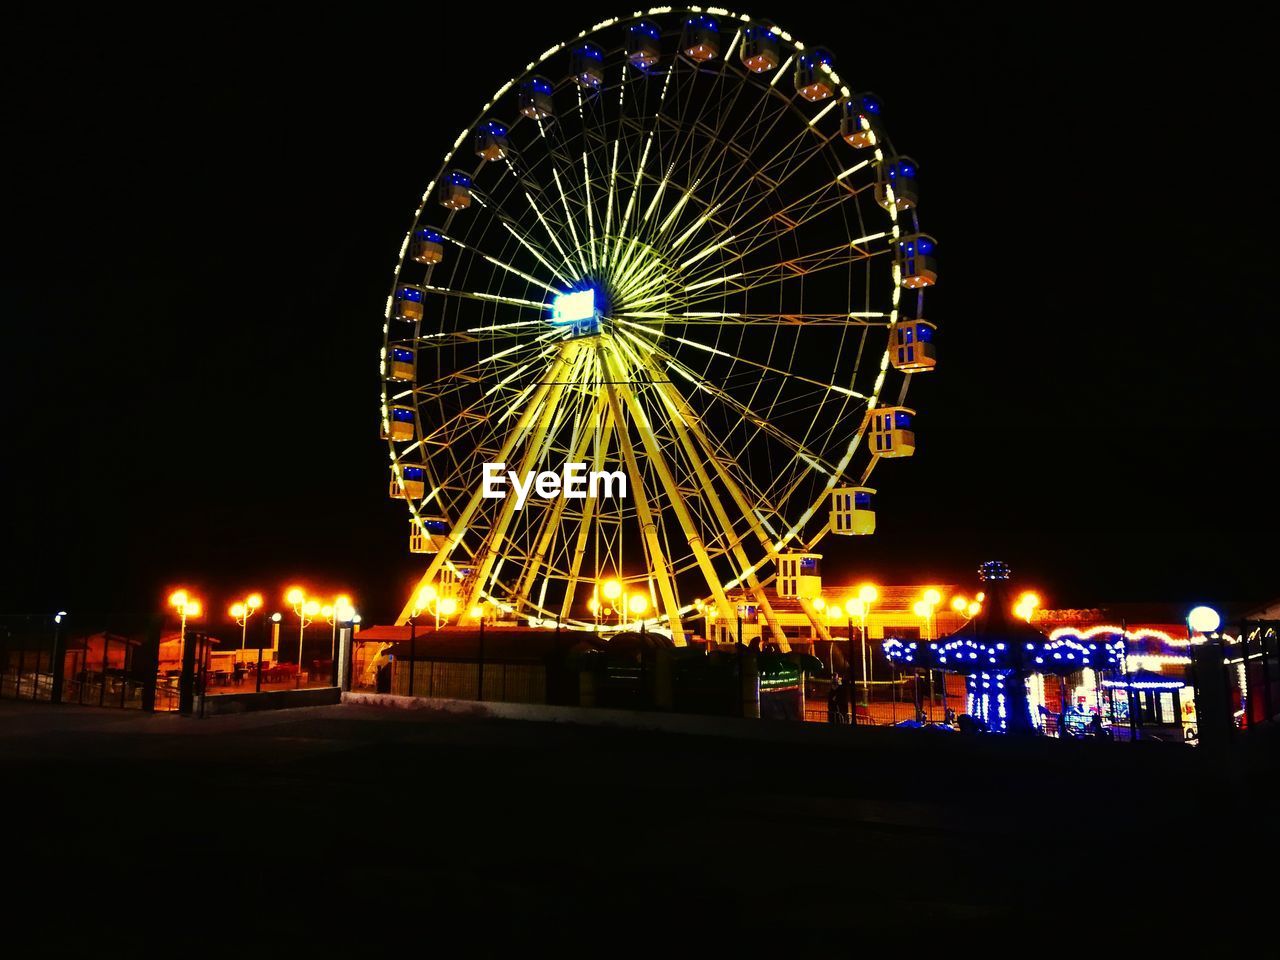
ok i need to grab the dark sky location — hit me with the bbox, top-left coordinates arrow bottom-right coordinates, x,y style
4,6 -> 1275,624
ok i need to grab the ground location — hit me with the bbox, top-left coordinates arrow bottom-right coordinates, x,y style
2,699 -> 1274,948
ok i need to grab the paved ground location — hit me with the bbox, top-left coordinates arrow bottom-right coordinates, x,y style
2,699 -> 1274,946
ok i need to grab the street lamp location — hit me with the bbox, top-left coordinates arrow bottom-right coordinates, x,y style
914,595 -> 939,717
1014,591 -> 1040,623
286,587 -> 316,686
229,592 -> 263,650
1186,605 -> 1220,637
169,589 -> 201,661
168,590 -> 202,708
414,584 -> 456,631
628,592 -> 649,632
845,583 -> 877,708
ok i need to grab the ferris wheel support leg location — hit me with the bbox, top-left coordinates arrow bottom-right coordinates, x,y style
623,345 -> 790,651
595,343 -> 686,646
798,597 -> 836,647
601,340 -> 734,624
515,392 -> 608,612
458,343 -> 585,621
395,348 -> 574,624
558,407 -> 616,623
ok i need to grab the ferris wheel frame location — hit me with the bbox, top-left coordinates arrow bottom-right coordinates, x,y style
380,7 -> 935,646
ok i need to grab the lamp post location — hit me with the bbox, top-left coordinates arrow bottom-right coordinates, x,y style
415,584 -> 457,632
168,589 -> 202,665
230,593 -> 263,650
323,594 -> 355,666
168,590 -> 202,714
286,587 -> 318,687
914,593 -> 938,717
844,583 -> 877,709
325,596 -> 356,687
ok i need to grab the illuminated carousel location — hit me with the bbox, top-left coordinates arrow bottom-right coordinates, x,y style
884,562 -> 1126,734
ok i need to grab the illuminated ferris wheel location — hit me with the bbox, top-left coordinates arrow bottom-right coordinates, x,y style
380,8 -> 938,645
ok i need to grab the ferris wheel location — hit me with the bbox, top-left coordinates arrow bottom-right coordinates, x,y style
380,8 -> 938,646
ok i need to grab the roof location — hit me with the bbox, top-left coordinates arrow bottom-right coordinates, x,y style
361,624 -> 602,662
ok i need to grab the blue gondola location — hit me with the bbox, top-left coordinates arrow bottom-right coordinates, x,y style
475,120 -> 509,162
627,20 -> 661,69
573,43 -> 605,88
740,24 -> 780,73
410,517 -> 452,553
518,76 -> 554,120
411,226 -> 444,265
830,486 -> 876,535
382,405 -> 416,442
390,464 -> 426,500
840,93 -> 882,148
869,407 -> 916,458
875,157 -> 919,211
682,14 -> 719,62
897,234 -> 937,289
794,48 -> 835,101
892,320 -> 937,371
386,346 -> 415,382
439,170 -> 472,210
393,284 -> 425,322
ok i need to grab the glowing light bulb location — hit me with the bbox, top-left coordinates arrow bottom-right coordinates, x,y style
857,584 -> 878,604
439,597 -> 458,616
286,587 -> 304,606
230,602 -> 246,618
168,590 -> 188,609
1187,605 -> 1221,634
924,588 -> 941,606
628,594 -> 649,615
602,579 -> 622,601
246,593 -> 263,610
951,595 -> 967,613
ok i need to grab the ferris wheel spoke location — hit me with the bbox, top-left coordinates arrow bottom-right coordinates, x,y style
437,230 -> 562,294
674,247 -> 886,306
610,335 -> 810,516
456,342 -> 590,615
611,317 -> 867,400
614,312 -> 890,326
416,281 -> 551,311
685,101 -> 850,259
599,339 -> 733,615
558,399 -> 617,621
396,345 -> 579,622
513,387 -> 608,611
613,328 -> 848,483
413,320 -> 553,351
608,65 -> 675,270
616,338 -> 798,636
593,340 -> 687,643
471,195 -> 574,287
700,182 -> 877,268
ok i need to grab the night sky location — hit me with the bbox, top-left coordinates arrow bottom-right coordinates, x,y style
5,7 -> 1275,624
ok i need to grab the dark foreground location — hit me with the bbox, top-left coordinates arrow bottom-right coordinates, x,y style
3,700 -> 1275,947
